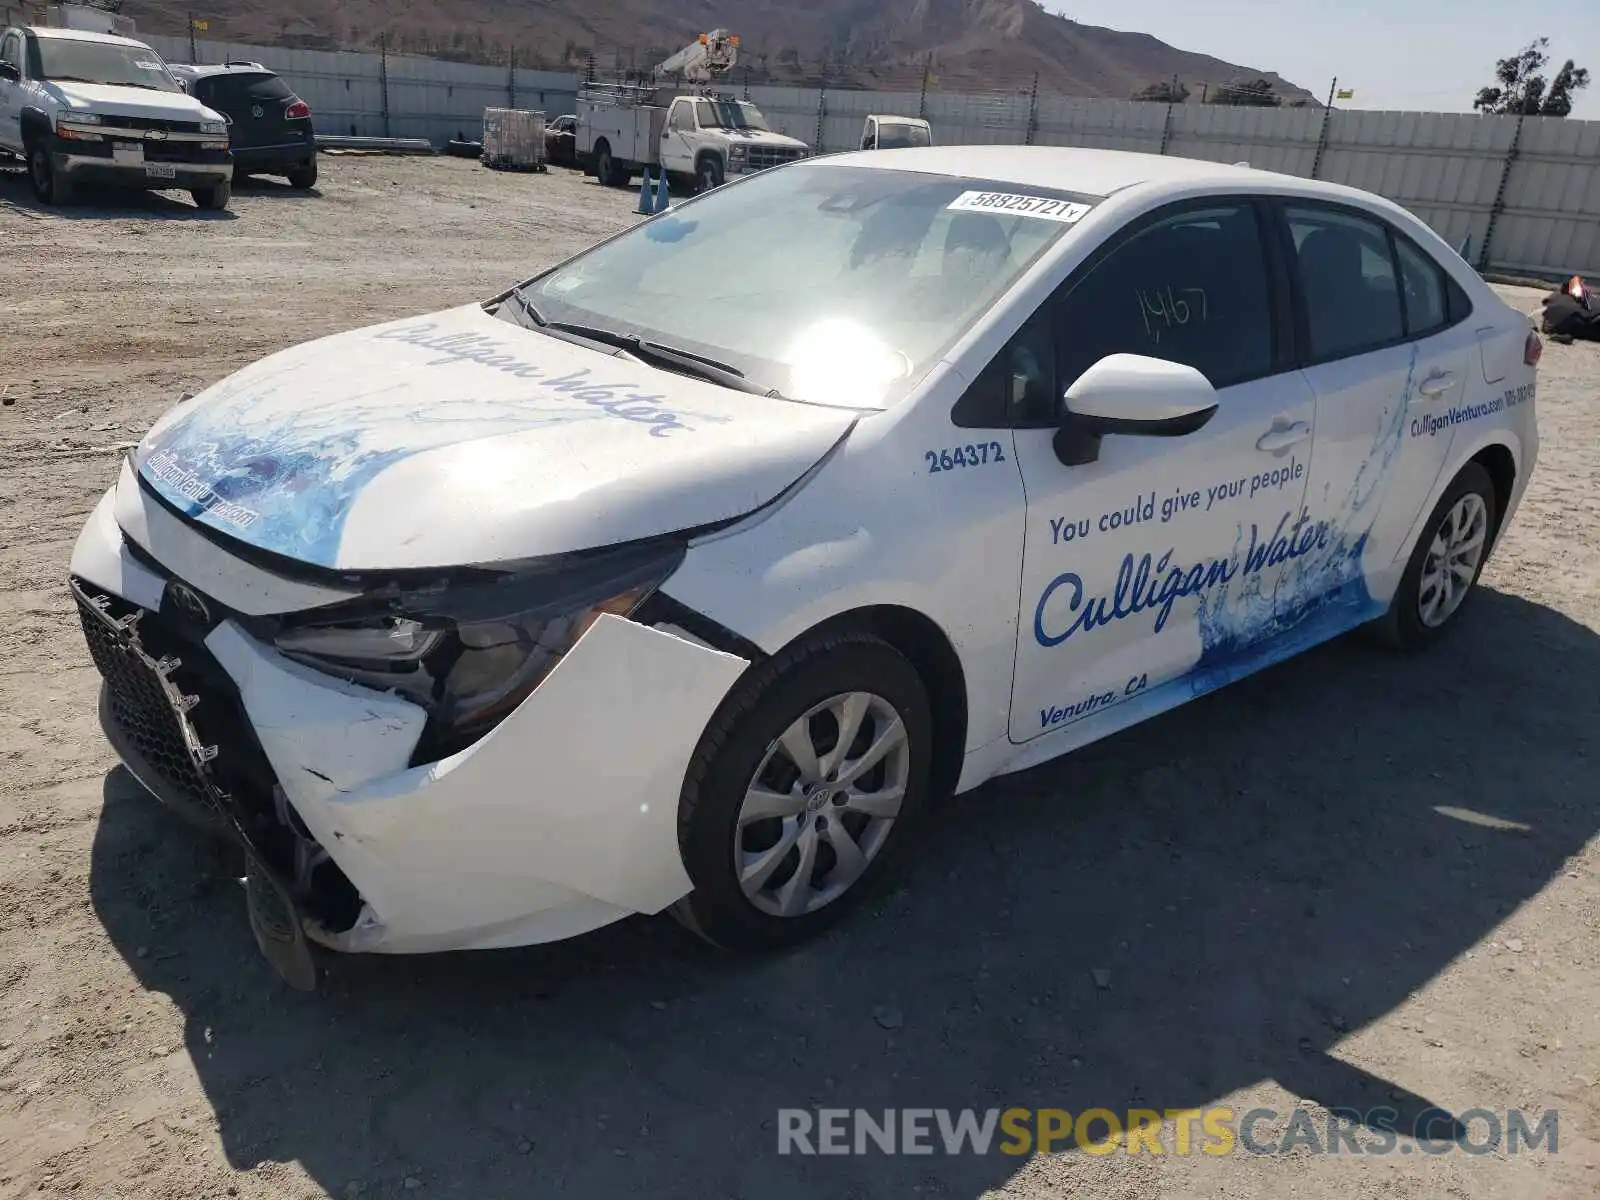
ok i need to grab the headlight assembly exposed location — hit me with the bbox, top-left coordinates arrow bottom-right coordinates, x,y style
269,538 -> 686,758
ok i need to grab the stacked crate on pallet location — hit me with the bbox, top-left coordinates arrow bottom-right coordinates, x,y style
481,108 -> 548,172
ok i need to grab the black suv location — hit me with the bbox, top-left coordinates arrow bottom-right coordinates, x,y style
169,62 -> 316,189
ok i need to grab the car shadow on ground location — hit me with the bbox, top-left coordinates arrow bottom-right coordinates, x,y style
230,175 -> 321,200
0,166 -> 238,221
88,588 -> 1597,1197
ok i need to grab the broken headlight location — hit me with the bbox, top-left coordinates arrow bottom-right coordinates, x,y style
270,538 -> 685,758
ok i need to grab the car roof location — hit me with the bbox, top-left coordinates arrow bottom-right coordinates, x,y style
833,144 -> 1363,203
168,63 -> 278,79
27,26 -> 150,48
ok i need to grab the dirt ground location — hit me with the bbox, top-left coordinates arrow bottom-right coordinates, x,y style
1,155 -> 1597,1200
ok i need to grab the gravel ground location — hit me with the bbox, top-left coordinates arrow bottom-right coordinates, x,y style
1,154 -> 1597,1200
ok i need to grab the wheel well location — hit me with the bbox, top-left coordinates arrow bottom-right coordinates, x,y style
697,149 -> 722,169
1470,443 -> 1516,546
20,109 -> 50,150
803,606 -> 968,801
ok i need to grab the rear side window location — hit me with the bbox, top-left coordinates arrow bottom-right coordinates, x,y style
1394,235 -> 1448,336
1055,202 -> 1275,394
1287,206 -> 1405,361
1,32 -> 23,74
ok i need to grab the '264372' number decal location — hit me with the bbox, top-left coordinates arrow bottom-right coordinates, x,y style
925,442 -> 1007,473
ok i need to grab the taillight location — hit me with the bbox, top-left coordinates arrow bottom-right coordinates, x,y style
1524,329 -> 1543,366
285,100 -> 311,119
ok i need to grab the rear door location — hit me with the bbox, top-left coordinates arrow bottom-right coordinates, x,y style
1280,202 -> 1478,622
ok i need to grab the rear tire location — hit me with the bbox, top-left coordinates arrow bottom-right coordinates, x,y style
595,143 -> 626,188
192,179 -> 231,211
28,143 -> 72,205
1374,461 -> 1498,650
287,160 -> 318,190
671,630 -> 932,953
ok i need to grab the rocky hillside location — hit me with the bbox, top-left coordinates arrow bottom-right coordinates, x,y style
122,0 -> 1314,102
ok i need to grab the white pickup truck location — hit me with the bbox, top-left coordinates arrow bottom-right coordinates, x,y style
578,89 -> 809,194
0,23 -> 233,208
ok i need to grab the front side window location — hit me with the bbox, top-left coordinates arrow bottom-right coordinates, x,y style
1055,202 -> 1275,396
513,165 -> 1098,409
1287,205 -> 1405,361
35,37 -> 180,92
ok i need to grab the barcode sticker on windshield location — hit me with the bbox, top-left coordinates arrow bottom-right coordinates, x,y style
947,191 -> 1091,223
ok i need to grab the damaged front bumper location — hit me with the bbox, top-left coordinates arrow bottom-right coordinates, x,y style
71,485 -> 750,987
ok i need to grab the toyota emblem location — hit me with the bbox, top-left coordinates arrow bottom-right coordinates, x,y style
251,104 -> 264,118
164,581 -> 213,629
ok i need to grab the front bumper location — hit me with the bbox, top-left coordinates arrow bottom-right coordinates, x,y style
71,485 -> 750,976
57,151 -> 231,190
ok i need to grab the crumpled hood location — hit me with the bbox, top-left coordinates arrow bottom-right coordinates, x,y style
49,81 -> 222,125
133,305 -> 855,572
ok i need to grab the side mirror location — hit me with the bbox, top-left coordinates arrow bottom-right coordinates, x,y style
175,77 -> 188,92
0,62 -> 20,83
1053,354 -> 1218,466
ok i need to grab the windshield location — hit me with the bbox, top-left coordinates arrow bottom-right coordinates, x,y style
37,38 -> 180,91
695,99 -> 770,131
876,122 -> 931,149
508,164 -> 1098,408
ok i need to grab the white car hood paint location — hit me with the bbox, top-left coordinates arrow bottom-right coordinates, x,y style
133,304 -> 855,572
724,129 -> 808,150
48,81 -> 223,125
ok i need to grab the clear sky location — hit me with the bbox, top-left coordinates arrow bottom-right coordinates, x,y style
1045,0 -> 1600,118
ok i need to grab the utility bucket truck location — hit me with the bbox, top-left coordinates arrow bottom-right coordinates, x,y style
576,29 -> 809,194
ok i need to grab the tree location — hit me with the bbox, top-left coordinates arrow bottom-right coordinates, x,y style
1207,78 -> 1280,106
1474,38 -> 1590,117
1132,80 -> 1190,104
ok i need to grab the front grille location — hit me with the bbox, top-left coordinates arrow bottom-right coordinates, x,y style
108,115 -> 204,135
749,146 -> 806,171
75,590 -> 213,814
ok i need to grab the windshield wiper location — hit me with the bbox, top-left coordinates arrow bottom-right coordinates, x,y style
508,294 -> 778,397
553,324 -> 777,397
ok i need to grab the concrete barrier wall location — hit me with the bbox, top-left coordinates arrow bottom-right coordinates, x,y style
139,33 -> 1599,277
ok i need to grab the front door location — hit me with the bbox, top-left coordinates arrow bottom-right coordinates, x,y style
659,98 -> 696,175
1011,199 -> 1316,744
1280,202 -> 1479,625
0,31 -> 25,153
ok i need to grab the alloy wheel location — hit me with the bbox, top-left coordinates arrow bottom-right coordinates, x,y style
1418,492 -> 1488,627
734,691 -> 910,918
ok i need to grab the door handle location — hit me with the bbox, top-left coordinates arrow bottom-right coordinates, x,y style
1418,370 -> 1456,397
1255,421 -> 1312,454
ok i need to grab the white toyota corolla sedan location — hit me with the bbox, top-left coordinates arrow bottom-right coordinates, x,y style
71,146 -> 1540,986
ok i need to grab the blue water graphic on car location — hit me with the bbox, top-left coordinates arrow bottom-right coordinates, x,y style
1187,349 -> 1418,694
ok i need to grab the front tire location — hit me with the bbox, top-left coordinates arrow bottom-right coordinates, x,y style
696,154 -> 725,193
672,631 -> 933,952
192,179 -> 231,211
1375,462 -> 1497,650
28,143 -> 72,205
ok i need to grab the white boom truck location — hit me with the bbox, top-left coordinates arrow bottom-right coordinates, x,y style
576,29 -> 809,194
0,2 -> 233,208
